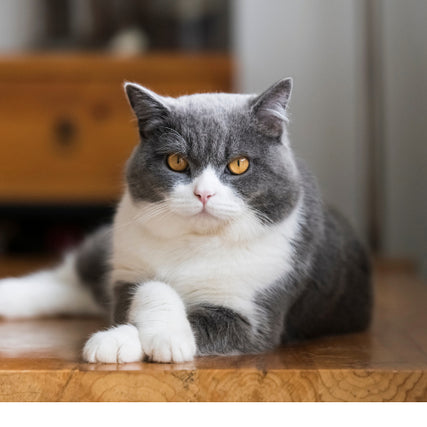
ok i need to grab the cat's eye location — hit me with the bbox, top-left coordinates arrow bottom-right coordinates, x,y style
228,157 -> 250,175
167,153 -> 189,172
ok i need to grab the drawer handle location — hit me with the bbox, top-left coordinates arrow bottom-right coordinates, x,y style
53,117 -> 78,149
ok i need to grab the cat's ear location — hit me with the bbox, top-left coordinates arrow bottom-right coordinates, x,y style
251,78 -> 292,138
124,82 -> 170,137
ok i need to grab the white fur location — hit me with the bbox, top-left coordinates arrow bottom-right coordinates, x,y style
128,281 -> 196,363
95,166 -> 301,364
0,254 -> 102,319
83,324 -> 142,363
193,167 -> 217,197
168,166 -> 246,229
111,165 -> 302,320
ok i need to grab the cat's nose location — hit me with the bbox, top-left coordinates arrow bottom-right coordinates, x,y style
194,189 -> 215,205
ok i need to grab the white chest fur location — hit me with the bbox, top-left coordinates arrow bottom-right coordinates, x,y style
111,192 -> 301,317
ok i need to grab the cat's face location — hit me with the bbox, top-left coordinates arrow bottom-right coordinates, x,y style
124,80 -> 301,236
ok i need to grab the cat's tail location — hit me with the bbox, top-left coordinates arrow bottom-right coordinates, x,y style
0,226 -> 111,319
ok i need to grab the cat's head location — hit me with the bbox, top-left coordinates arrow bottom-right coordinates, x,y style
124,79 -> 301,237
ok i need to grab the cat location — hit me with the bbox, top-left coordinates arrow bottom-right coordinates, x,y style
0,79 -> 372,363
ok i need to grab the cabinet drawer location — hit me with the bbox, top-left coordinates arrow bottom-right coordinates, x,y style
0,54 -> 232,203
0,82 -> 137,203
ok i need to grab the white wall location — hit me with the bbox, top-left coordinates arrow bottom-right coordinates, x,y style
381,0 -> 427,276
0,0 -> 42,52
233,0 -> 368,239
233,0 -> 427,277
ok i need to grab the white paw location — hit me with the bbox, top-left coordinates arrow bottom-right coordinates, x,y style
128,280 -> 197,363
140,324 -> 197,363
83,324 -> 143,363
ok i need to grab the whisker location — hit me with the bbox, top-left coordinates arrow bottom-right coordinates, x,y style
134,204 -> 170,223
112,201 -> 173,232
249,207 -> 274,225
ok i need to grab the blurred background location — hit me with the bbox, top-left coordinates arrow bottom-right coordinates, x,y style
0,0 -> 425,278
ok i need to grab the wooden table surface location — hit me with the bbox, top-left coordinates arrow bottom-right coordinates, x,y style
0,260 -> 426,401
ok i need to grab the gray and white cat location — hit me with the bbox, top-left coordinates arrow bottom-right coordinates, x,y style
0,79 -> 372,363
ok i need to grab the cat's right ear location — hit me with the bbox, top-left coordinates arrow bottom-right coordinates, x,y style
250,78 -> 292,138
124,82 -> 170,137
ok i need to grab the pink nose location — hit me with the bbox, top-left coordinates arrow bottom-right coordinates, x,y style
194,190 -> 215,205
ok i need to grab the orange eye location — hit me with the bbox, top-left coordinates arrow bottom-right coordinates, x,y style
167,153 -> 188,172
228,157 -> 249,175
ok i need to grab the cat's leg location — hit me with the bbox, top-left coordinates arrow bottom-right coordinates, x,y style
187,305 -> 264,355
0,226 -> 110,319
82,284 -> 276,363
83,281 -> 196,363
0,253 -> 103,319
129,281 -> 196,362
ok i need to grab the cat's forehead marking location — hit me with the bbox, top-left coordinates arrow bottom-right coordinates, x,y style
192,165 -> 221,191
174,92 -> 252,111
168,93 -> 254,168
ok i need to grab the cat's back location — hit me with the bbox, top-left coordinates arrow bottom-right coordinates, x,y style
284,200 -> 373,340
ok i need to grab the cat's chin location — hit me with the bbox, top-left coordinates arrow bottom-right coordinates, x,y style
185,211 -> 230,234
187,221 -> 229,238
193,210 -> 218,221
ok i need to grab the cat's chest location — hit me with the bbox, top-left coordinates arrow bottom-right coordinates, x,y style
155,237 -> 281,286
113,225 -> 294,315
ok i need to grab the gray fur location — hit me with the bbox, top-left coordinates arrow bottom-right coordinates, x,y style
75,225 -> 112,309
252,78 -> 292,137
75,80 -> 372,356
126,82 -> 300,224
188,305 -> 256,355
112,282 -> 137,325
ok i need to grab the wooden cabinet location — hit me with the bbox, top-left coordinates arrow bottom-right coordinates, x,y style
0,54 -> 232,203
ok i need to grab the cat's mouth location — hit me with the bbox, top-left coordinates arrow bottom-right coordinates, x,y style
167,196 -> 241,225
187,208 -> 231,234
194,207 -> 218,220
191,205 -> 237,225
196,209 -> 217,219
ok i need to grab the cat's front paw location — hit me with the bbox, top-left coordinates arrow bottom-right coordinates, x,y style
140,325 -> 197,363
128,280 -> 197,363
83,324 -> 143,363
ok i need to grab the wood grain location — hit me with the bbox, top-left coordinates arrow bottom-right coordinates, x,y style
0,262 -> 426,401
0,53 -> 233,90
0,53 -> 233,203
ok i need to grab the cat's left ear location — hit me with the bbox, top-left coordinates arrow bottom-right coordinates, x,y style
251,78 -> 292,138
124,82 -> 170,137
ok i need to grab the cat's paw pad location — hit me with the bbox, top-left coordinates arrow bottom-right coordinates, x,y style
140,327 -> 197,363
83,324 -> 143,363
